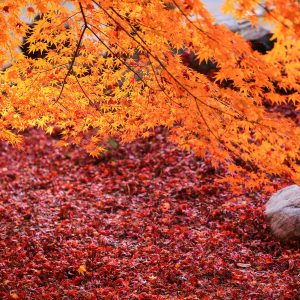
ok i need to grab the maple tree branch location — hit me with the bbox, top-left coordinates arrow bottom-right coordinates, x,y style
74,76 -> 95,106
106,6 -> 227,146
108,5 -> 280,134
55,12 -> 80,29
108,5 -> 277,143
108,6 -> 239,113
81,4 -> 152,90
195,99 -> 222,142
91,1 -> 282,151
90,4 -> 225,145
170,0 -> 219,44
54,3 -> 87,104
79,2 -> 88,25
101,7 -> 226,137
86,22 -> 177,109
148,56 -> 186,108
30,63 -> 69,76
256,2 -> 290,29
88,23 -> 164,97
96,4 -> 235,116
106,5 -> 281,166
87,26 -> 155,93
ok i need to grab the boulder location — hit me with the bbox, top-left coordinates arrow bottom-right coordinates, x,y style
265,185 -> 300,240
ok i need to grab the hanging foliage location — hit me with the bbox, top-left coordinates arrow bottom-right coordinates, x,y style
0,0 -> 299,188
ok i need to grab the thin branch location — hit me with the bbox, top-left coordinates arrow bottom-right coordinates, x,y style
87,25 -> 155,92
89,1 -> 284,173
55,12 -> 80,29
100,4 -> 230,144
75,76 -> 93,105
93,2 -> 236,118
105,3 -> 280,133
148,56 -> 186,108
54,2 -> 87,104
88,23 -> 162,92
256,2 -> 290,29
108,6 -> 240,115
30,63 -> 69,75
170,0 -> 219,44
79,2 -> 88,25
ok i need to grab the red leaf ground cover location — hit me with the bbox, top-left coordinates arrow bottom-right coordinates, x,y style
0,128 -> 299,299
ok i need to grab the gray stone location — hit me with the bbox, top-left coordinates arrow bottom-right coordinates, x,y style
206,1 -> 273,41
265,185 -> 300,240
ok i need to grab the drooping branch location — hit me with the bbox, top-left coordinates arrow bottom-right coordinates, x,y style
170,0 -> 219,44
87,25 -> 155,92
107,3 -> 281,135
92,2 -> 239,119
54,2 -> 87,104
256,1 -> 290,29
86,19 -> 184,110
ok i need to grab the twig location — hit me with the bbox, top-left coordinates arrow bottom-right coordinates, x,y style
54,2 -> 87,104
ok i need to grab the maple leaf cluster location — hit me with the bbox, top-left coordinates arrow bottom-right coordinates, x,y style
0,0 -> 299,188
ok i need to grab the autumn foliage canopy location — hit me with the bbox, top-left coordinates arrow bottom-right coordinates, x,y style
0,0 -> 299,188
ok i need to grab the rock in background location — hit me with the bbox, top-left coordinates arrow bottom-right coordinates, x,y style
265,185 -> 300,241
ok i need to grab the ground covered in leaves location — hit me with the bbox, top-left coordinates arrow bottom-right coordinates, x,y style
0,128 -> 299,299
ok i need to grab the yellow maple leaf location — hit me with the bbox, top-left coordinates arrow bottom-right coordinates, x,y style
77,265 -> 87,275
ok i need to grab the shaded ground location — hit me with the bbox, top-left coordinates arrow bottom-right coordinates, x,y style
0,128 -> 299,299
